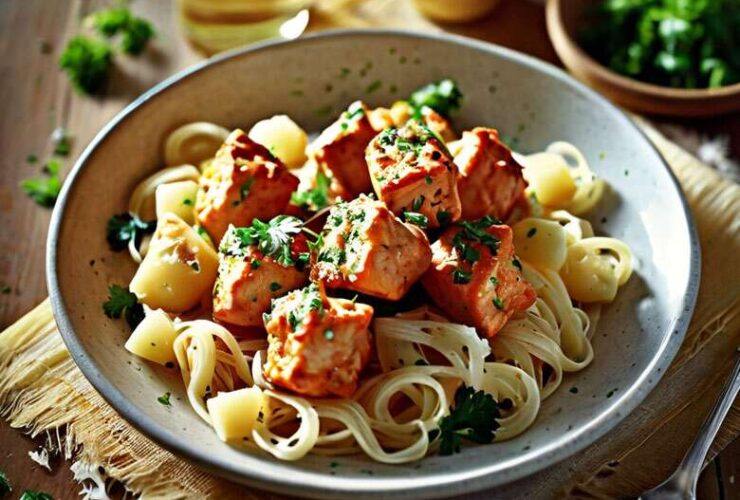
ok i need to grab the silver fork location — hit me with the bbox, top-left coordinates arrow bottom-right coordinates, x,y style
639,353 -> 740,500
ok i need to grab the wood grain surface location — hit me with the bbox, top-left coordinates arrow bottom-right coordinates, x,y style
0,0 -> 737,498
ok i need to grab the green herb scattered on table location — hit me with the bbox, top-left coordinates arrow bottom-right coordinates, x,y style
103,284 -> 145,330
92,8 -> 155,55
435,385 -> 500,455
59,35 -> 113,94
0,285 -> 11,295
51,127 -> 73,156
580,0 -> 740,89
21,159 -> 62,208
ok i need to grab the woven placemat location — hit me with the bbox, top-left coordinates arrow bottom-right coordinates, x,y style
0,119 -> 738,499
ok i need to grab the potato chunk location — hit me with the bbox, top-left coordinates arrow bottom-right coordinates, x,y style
308,101 -> 376,198
366,122 -> 461,229
195,129 -> 299,243
213,224 -> 309,327
264,283 -> 373,398
422,217 -> 536,337
455,127 -> 527,221
313,195 -> 431,300
130,213 -> 219,312
369,102 -> 456,142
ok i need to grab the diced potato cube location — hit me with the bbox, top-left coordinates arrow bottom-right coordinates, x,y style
195,129 -> 299,243
314,195 -> 431,300
512,218 -> 568,271
455,127 -> 527,221
124,308 -> 178,365
521,152 -> 577,208
155,180 -> 199,225
206,387 -> 264,442
130,214 -> 219,312
248,115 -> 308,169
264,283 -> 373,398
366,121 -> 461,228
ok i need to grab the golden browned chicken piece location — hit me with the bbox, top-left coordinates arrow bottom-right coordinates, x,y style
308,101 -> 377,199
422,217 -> 536,337
264,283 -> 373,398
366,121 -> 462,229
213,222 -> 309,327
369,101 -> 457,142
313,195 -> 432,300
455,127 -> 527,221
196,129 -> 299,243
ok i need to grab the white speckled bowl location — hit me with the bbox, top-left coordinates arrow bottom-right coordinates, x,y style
47,30 -> 699,499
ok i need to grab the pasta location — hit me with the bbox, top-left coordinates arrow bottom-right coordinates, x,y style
106,82 -> 633,465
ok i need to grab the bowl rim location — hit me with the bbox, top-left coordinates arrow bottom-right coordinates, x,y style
46,28 -> 701,499
546,0 -> 740,100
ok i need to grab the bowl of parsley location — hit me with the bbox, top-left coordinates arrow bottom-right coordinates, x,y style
546,0 -> 740,116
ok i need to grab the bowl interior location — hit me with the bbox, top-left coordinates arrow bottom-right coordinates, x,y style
49,31 -> 697,498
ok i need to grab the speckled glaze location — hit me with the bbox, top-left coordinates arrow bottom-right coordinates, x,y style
47,30 -> 700,499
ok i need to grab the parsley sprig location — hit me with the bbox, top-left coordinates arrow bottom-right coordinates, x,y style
436,385 -> 500,455
103,284 -> 145,330
93,8 -> 155,55
408,79 -> 463,118
221,215 -> 314,268
106,213 -> 156,252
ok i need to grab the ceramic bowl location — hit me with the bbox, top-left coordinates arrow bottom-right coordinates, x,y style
546,0 -> 740,117
47,30 -> 700,499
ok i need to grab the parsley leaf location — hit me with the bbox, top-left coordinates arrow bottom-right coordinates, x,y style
282,283 -> 325,331
437,385 -> 500,455
21,159 -> 62,208
19,490 -> 54,500
157,392 -> 171,406
0,470 -> 11,496
103,284 -> 145,330
403,211 -> 429,229
221,215 -> 312,268
59,36 -> 112,94
93,8 -> 155,55
291,171 -> 330,211
408,79 -> 463,118
106,213 -> 156,252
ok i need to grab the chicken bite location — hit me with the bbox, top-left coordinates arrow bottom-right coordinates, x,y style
313,195 -> 432,300
422,217 -> 536,337
195,129 -> 299,243
264,283 -> 373,398
366,121 -> 462,229
308,101 -> 376,199
455,127 -> 527,221
213,222 -> 309,327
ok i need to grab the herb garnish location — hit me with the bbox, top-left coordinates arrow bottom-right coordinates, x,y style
285,283 -> 325,331
436,385 -> 500,455
92,8 -> 155,55
106,213 -> 156,252
403,211 -> 429,229
103,284 -> 145,330
59,36 -> 113,94
408,79 -> 463,118
21,159 -> 62,208
492,297 -> 504,310
291,171 -> 330,211
452,269 -> 472,285
221,216 -> 312,268
19,491 -> 53,500
157,392 -> 172,406
0,470 -> 11,496
51,127 -> 72,156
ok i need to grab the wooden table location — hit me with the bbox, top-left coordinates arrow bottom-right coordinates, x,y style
0,0 -> 737,498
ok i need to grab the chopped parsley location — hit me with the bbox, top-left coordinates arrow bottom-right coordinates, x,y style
436,385 -> 500,455
291,171 -> 330,211
317,247 -> 347,267
452,216 -> 501,258
270,282 -> 282,292
324,329 -> 335,341
21,159 -> 62,208
424,175 -> 432,185
102,284 -> 145,330
106,213 -> 156,252
0,285 -> 11,294
26,153 -> 38,164
411,195 -> 425,211
452,269 -> 472,285
250,259 -> 262,269
182,198 -> 193,206
408,79 -> 463,118
157,392 -> 171,406
512,258 -> 522,271
489,276 -> 498,286
51,127 -> 72,156
436,210 -> 452,227
284,283 -> 325,331
492,297 -> 504,310
0,470 -> 11,496
19,491 -> 53,500
403,211 -> 428,229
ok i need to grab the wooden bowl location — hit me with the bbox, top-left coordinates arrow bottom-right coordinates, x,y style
546,0 -> 740,117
